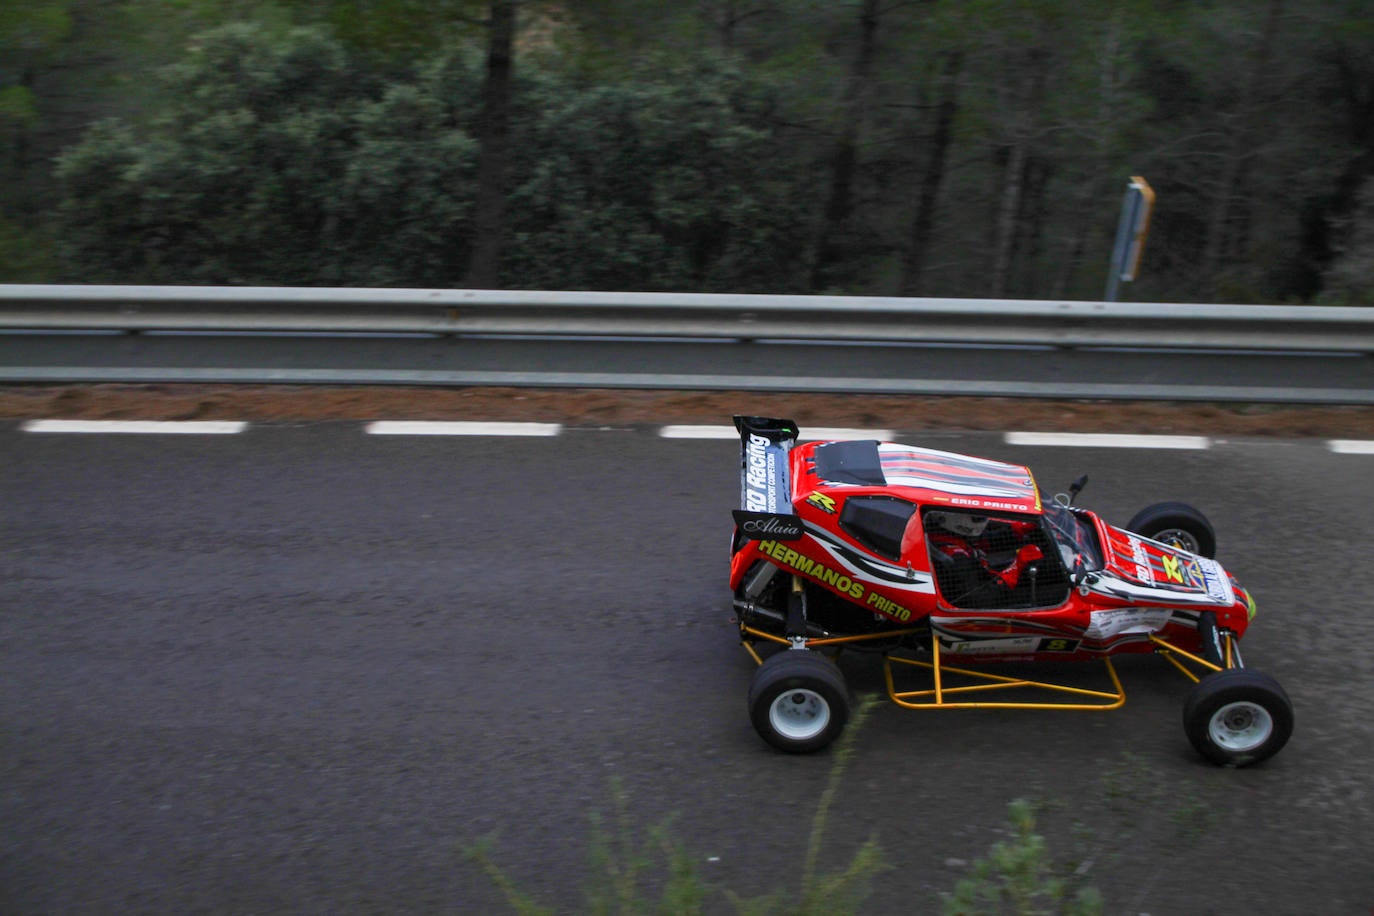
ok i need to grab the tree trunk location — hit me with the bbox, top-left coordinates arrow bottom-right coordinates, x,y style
1198,0 -> 1281,294
989,141 -> 1027,298
900,50 -> 962,297
988,43 -> 1049,299
1051,11 -> 1127,300
1299,42 -> 1374,298
1050,174 -> 1108,299
1017,157 -> 1052,296
463,0 -> 516,289
808,0 -> 879,292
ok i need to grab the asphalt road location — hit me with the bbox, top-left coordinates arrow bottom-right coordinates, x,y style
4,422 -> 1372,913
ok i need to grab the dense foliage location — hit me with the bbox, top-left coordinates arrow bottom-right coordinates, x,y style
4,0 -> 1374,301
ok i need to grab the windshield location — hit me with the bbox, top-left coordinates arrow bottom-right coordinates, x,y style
1041,501 -> 1104,571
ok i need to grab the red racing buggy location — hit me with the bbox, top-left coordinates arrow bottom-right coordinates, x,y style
729,416 -> 1293,766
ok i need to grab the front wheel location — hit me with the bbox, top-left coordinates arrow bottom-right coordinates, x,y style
748,650 -> 850,753
1126,501 -> 1216,558
1183,668 -> 1293,766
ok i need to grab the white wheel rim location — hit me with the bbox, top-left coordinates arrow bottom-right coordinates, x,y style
1208,700 -> 1274,752
769,688 -> 830,741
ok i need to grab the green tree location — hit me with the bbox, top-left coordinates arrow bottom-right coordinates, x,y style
808,0 -> 880,293
0,3 -> 71,134
1319,174 -> 1374,302
502,59 -> 807,292
33,0 -> 1374,300
338,56 -> 481,286
55,23 -> 376,283
1292,0 -> 1374,300
52,19 -> 810,291
0,2 -> 72,280
1126,0 -> 1369,302
906,0 -> 1165,299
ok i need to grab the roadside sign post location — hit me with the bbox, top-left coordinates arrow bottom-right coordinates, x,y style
1105,176 -> 1155,301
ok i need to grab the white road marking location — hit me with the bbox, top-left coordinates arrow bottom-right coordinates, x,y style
10,421 -> 1343,457
22,419 -> 247,434
364,420 -> 562,437
1328,440 -> 1374,455
1004,431 -> 1212,450
656,425 -> 736,439
804,427 -> 895,441
658,425 -> 893,441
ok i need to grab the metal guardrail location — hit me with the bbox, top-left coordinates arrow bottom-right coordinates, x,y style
2,285 -> 1372,404
3,284 -> 1374,352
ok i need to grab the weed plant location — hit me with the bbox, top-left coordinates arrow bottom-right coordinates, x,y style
468,694 -> 1120,914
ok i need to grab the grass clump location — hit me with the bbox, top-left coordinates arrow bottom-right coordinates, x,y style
467,695 -> 889,915
942,799 -> 1103,916
469,698 -> 1199,914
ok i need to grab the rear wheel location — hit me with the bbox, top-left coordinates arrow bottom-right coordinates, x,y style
1126,502 -> 1216,557
748,650 -> 850,753
1183,668 -> 1293,766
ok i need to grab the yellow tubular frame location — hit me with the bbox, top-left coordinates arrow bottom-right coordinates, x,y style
1147,629 -> 1233,683
739,624 -> 928,659
883,636 -> 1126,711
740,619 -> 1241,712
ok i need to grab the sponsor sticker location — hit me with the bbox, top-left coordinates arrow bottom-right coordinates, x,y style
1161,554 -> 1184,584
1085,607 -> 1172,639
1195,557 -> 1234,604
732,511 -> 805,541
743,433 -> 788,514
935,633 -> 1080,655
946,496 -> 1032,512
755,539 -> 914,622
942,636 -> 1041,655
1128,536 -> 1154,584
743,434 -> 774,512
807,492 -> 837,513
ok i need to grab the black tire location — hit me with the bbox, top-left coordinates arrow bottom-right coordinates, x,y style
747,650 -> 850,753
1126,501 -> 1217,558
1183,668 -> 1293,767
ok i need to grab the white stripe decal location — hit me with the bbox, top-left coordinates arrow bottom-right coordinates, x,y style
365,421 -> 562,436
22,420 -> 247,434
1005,432 -> 1211,450
1329,440 -> 1374,455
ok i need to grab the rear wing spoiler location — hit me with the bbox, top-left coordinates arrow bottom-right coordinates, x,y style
732,416 -> 803,541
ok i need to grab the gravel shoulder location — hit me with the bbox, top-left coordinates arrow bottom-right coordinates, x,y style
2,384 -> 1372,437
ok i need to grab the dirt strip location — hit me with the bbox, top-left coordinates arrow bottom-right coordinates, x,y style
2,384 -> 1372,438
